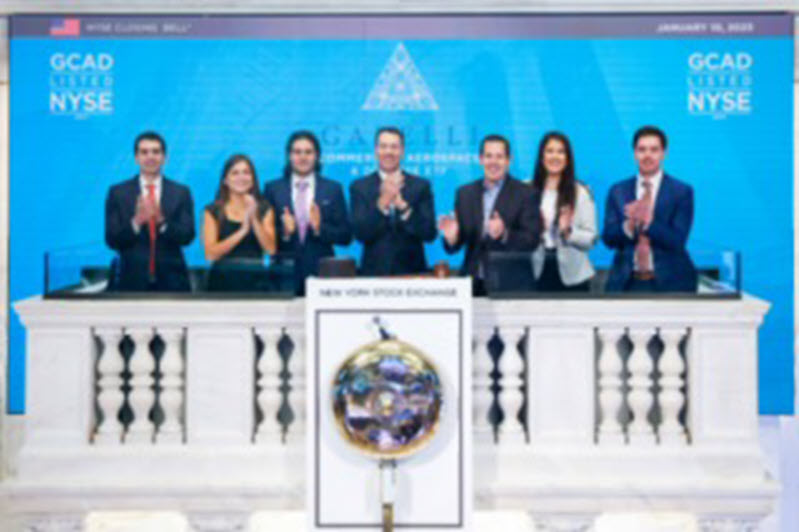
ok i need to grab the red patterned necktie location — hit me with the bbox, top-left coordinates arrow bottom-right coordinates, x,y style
635,180 -> 653,272
147,184 -> 157,279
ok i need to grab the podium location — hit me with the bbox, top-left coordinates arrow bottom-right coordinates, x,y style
305,278 -> 473,531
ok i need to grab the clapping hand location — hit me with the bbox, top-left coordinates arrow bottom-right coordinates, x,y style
624,199 -> 651,230
243,194 -> 258,221
378,179 -> 401,211
486,210 -> 506,240
309,202 -> 321,233
558,205 -> 573,236
134,195 -> 162,226
438,213 -> 459,245
281,207 -> 296,237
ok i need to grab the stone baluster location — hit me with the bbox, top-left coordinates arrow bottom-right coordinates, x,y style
155,327 -> 185,444
497,327 -> 527,444
596,328 -> 626,445
255,328 -> 282,444
658,327 -> 688,445
124,327 -> 156,444
627,328 -> 657,445
94,327 -> 125,445
473,328 -> 495,444
285,327 -> 305,444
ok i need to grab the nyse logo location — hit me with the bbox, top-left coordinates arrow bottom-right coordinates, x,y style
687,52 -> 753,118
49,52 -> 114,118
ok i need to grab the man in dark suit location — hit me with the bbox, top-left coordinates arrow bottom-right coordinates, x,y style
439,134 -> 540,295
105,131 -> 195,291
264,131 -> 352,295
350,127 -> 437,276
602,126 -> 697,292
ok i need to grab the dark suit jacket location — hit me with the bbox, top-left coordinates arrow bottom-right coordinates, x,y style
602,174 -> 697,292
443,176 -> 540,277
105,176 -> 195,291
350,171 -> 437,276
263,175 -> 352,294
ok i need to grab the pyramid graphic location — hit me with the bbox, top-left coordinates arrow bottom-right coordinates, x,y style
362,43 -> 439,111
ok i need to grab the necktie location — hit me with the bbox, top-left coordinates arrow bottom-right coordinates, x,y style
635,180 -> 653,272
296,180 -> 309,243
147,183 -> 157,279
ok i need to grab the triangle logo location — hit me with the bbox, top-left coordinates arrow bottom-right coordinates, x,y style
362,43 -> 439,111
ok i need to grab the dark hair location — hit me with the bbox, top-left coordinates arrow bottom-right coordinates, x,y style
633,126 -> 667,150
134,131 -> 167,155
375,126 -> 405,146
211,154 -> 264,220
282,130 -> 322,179
479,134 -> 511,157
532,131 -> 578,216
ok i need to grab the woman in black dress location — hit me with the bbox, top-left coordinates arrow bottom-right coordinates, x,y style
203,154 -> 276,291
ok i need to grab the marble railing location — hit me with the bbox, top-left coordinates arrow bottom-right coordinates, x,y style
3,294 -> 777,532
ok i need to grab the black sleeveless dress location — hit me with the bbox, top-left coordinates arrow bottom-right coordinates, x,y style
206,203 -> 271,292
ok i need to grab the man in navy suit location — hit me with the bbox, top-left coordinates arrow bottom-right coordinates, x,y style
350,127 -> 437,276
105,132 -> 195,291
264,131 -> 352,295
440,135 -> 540,295
602,126 -> 697,292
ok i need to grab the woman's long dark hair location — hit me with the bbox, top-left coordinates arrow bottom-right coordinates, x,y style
212,154 -> 264,219
532,132 -> 577,215
282,130 -> 322,179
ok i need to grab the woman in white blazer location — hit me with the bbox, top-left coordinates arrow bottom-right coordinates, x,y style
531,132 -> 598,291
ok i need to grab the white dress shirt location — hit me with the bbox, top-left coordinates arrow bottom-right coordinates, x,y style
540,189 -> 559,249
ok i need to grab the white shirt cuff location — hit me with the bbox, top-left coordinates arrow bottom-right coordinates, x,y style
131,220 -> 141,234
623,220 -> 634,239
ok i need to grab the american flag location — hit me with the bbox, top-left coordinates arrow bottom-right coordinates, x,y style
50,18 -> 81,37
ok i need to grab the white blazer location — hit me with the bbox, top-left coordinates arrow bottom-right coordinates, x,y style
532,183 -> 598,286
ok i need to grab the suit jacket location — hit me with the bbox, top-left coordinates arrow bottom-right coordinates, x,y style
350,171 -> 437,276
532,182 -> 597,286
263,175 -> 352,294
105,176 -> 195,291
602,173 -> 697,292
443,176 -> 540,277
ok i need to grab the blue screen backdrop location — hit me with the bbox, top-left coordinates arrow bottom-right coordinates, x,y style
8,14 -> 795,414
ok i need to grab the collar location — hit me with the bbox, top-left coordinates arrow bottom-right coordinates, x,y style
378,169 -> 404,183
482,175 -> 507,192
291,172 -> 315,187
636,170 -> 663,189
139,174 -> 162,188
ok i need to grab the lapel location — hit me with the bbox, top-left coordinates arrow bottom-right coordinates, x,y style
313,176 -> 323,205
399,171 -> 414,202
652,174 -> 672,223
491,176 -> 513,220
278,177 -> 293,210
369,172 -> 382,201
160,177 -> 178,219
123,177 -> 140,212
622,177 -> 637,206
472,179 -> 485,229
